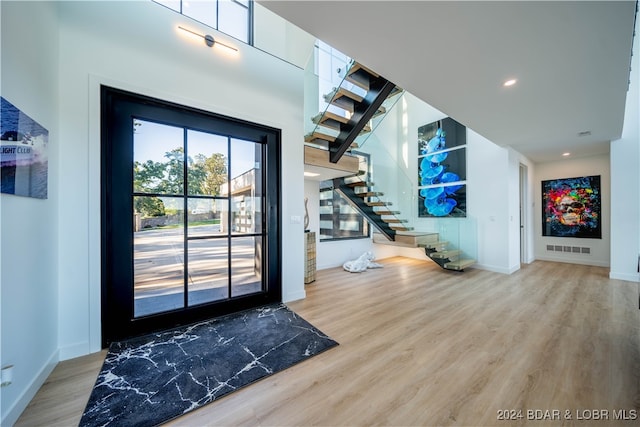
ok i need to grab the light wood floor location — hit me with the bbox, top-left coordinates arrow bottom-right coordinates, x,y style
16,257 -> 640,426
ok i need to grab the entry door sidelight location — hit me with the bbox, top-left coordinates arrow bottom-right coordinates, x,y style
101,87 -> 281,346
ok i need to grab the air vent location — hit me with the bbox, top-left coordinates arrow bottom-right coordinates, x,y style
546,245 -> 591,254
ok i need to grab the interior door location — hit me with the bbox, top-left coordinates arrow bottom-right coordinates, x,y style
101,86 -> 281,346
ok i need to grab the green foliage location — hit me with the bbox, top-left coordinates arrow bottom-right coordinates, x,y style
134,146 -> 228,217
135,196 -> 165,217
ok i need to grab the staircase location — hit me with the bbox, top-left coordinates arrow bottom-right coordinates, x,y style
305,60 -> 402,164
306,59 -> 475,272
332,174 -> 413,242
373,231 -> 476,272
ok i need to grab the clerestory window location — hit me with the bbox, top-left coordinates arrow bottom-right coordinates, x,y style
153,0 -> 253,44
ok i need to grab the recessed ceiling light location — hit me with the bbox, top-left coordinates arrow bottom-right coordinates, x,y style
503,78 -> 517,87
304,171 -> 320,177
562,152 -> 571,157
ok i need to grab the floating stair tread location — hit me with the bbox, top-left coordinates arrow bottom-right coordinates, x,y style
372,236 -> 417,248
444,259 -> 476,271
373,232 -> 438,248
344,74 -> 369,91
418,241 -> 449,249
349,62 -> 380,79
395,232 -> 439,246
388,86 -> 403,98
305,131 -> 336,143
344,63 -> 380,91
382,218 -> 408,224
365,201 -> 392,207
356,192 -> 384,198
430,249 -> 462,259
315,115 -> 372,133
373,210 -> 400,215
390,225 -> 414,231
325,87 -> 364,105
312,111 -> 349,126
345,181 -> 372,188
372,106 -> 387,118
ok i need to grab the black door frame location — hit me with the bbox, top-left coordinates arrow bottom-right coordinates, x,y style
101,86 -> 281,347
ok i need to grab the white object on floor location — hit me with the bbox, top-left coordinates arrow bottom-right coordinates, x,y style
343,251 -> 383,273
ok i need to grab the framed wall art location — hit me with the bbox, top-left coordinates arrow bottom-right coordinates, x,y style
541,175 -> 601,238
417,117 -> 466,217
1,97 -> 49,199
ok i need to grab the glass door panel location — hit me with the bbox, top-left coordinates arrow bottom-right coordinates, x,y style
186,130 -> 228,197
133,196 -> 185,317
187,198 -> 227,237
231,236 -> 262,297
102,87 -> 280,346
134,120 -> 185,195
229,138 -> 262,235
187,238 -> 229,306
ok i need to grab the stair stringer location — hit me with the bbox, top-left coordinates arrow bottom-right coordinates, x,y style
332,178 -> 397,241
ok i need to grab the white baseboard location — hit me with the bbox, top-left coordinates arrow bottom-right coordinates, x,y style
473,263 -> 515,275
609,271 -> 640,282
1,350 -> 58,427
283,289 -> 306,303
58,341 -> 93,362
535,255 -> 609,268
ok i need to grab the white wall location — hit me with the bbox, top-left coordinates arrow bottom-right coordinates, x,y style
0,2 -> 60,425
365,93 -> 518,273
534,155 -> 611,267
466,130 -> 514,273
304,179 -> 375,269
509,148 -> 536,265
253,2 -> 315,69
54,1 -> 308,360
610,26 -> 640,281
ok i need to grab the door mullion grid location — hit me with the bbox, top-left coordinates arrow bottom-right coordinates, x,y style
226,136 -> 232,298
183,128 -> 189,309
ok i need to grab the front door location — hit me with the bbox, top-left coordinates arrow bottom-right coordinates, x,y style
101,87 -> 281,346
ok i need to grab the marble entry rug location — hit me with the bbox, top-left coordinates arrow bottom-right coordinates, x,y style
79,303 -> 338,427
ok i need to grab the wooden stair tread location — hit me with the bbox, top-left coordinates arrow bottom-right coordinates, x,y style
390,225 -> 414,231
305,131 -> 336,143
418,241 -> 449,249
388,86 -> 403,99
324,87 -> 364,105
312,111 -> 349,125
349,62 -> 380,79
313,114 -> 372,133
430,250 -> 462,259
356,191 -> 384,198
373,210 -> 400,215
373,232 -> 439,248
344,62 -> 379,91
365,201 -> 392,207
345,181 -> 372,188
444,259 -> 476,271
382,219 -> 408,224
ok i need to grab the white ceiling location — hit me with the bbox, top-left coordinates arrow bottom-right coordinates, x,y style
259,0 -> 637,163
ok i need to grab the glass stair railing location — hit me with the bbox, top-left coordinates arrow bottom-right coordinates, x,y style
304,58 -> 403,159
304,43 -> 477,270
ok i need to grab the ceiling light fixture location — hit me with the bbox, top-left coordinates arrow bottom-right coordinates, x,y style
304,171 -> 321,177
177,26 -> 238,53
503,78 -> 517,87
562,152 -> 571,157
